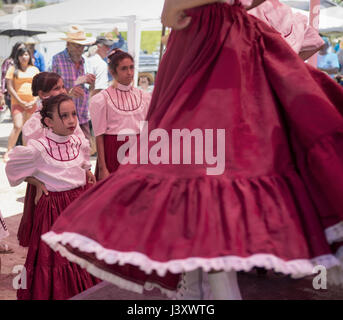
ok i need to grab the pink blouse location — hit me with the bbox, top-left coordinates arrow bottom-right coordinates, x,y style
249,0 -> 324,53
22,99 -> 85,143
6,130 -> 91,192
90,83 -> 151,136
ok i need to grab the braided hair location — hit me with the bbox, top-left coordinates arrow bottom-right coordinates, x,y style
40,94 -> 73,128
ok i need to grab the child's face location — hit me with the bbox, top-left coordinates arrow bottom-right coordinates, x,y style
39,78 -> 67,99
50,100 -> 78,136
18,52 -> 31,67
114,58 -> 134,86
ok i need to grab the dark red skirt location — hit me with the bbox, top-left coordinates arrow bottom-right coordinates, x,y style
43,3 -> 343,296
95,134 -> 140,180
17,186 -> 100,300
17,184 -> 36,247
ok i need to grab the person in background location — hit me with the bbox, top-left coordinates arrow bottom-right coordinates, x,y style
138,73 -> 154,93
108,27 -> 125,51
51,25 -> 96,146
1,42 -> 26,111
4,47 -> 40,162
90,49 -> 151,181
25,37 -> 46,72
337,37 -> 343,72
317,36 -> 340,79
88,36 -> 113,95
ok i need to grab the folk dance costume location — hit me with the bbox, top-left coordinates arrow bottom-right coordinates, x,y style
249,0 -> 324,55
17,100 -> 85,248
90,83 -> 151,178
6,130 -> 99,300
42,1 -> 343,298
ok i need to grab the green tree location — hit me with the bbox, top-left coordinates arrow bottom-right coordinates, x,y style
32,1 -> 47,9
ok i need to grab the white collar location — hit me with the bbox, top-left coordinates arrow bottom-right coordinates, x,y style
116,83 -> 132,92
46,129 -> 71,143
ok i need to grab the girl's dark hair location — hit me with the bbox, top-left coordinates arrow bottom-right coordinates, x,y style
13,48 -> 33,78
9,41 -> 25,60
107,49 -> 134,74
40,94 -> 73,128
32,72 -> 62,97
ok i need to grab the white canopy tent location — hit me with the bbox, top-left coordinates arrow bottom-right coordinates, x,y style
283,0 -> 343,33
0,0 -> 165,82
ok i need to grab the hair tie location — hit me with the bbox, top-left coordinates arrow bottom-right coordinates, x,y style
107,48 -> 122,59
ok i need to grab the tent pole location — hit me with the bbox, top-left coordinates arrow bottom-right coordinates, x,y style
308,0 -> 320,67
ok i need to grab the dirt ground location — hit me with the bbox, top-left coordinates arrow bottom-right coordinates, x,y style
1,213 -> 343,300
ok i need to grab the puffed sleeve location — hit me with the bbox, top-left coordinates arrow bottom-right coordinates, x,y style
89,91 -> 107,137
249,0 -> 323,54
301,24 -> 325,53
5,143 -> 40,187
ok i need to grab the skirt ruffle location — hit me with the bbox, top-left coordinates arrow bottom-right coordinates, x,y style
42,164 -> 340,292
18,186 -> 100,300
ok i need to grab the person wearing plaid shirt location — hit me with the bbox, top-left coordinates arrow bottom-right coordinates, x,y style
51,25 -> 96,142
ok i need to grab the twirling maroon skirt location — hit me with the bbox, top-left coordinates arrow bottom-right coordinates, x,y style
17,186 -> 100,300
17,184 -> 36,247
42,3 -> 343,296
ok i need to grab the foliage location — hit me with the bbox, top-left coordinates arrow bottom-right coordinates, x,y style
32,1 -> 47,9
100,30 -> 163,54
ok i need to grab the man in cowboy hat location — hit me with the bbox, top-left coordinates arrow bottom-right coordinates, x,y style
25,37 -> 46,72
51,25 -> 96,144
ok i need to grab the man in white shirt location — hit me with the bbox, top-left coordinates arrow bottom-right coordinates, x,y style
86,36 -> 113,96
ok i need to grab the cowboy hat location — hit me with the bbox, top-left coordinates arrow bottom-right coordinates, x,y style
61,25 -> 96,46
95,35 -> 114,47
104,32 -> 120,43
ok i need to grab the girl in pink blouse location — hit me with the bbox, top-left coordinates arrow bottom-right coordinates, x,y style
6,94 -> 99,300
90,49 -> 151,181
18,72 -> 85,248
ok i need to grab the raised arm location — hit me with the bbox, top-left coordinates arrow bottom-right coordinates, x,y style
161,0 -> 265,29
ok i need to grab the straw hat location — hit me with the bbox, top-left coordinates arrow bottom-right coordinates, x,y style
25,37 -> 38,45
61,25 -> 96,46
104,31 -> 120,43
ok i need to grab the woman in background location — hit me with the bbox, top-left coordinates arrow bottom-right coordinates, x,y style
4,48 -> 40,162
